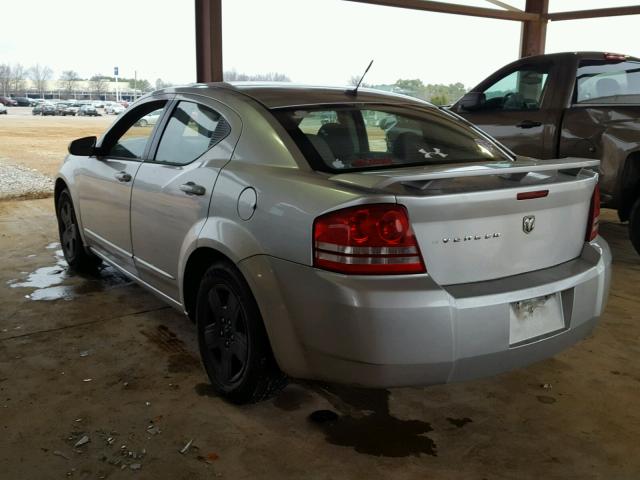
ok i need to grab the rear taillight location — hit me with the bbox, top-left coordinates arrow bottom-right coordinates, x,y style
586,184 -> 601,242
313,204 -> 426,275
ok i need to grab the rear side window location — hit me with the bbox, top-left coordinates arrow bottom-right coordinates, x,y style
576,59 -> 640,104
273,104 -> 510,172
154,101 -> 231,165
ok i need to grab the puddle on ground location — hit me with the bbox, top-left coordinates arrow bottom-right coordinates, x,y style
310,385 -> 437,457
8,243 -> 131,301
273,385 -> 314,412
446,417 -> 473,428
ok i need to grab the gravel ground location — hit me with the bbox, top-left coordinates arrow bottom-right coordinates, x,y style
0,158 -> 54,200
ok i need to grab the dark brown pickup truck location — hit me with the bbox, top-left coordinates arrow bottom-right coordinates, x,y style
452,51 -> 640,254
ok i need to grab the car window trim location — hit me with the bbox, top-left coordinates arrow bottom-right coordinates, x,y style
479,62 -> 553,113
97,97 -> 173,162
145,99 -> 232,167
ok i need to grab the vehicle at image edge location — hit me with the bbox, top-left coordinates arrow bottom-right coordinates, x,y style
0,103 -> 6,114
33,102 -> 56,115
453,51 -> 640,254
55,84 -> 611,404
78,104 -> 99,116
0,96 -> 17,106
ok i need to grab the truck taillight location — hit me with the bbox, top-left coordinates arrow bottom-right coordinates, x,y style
586,184 -> 601,242
313,204 -> 426,275
604,53 -> 628,61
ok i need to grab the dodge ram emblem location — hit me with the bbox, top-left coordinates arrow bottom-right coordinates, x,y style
522,215 -> 536,234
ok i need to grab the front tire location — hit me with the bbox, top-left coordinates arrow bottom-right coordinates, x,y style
629,196 -> 640,255
56,189 -> 102,271
196,261 -> 286,404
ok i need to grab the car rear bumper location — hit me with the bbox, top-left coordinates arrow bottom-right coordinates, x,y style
239,238 -> 611,387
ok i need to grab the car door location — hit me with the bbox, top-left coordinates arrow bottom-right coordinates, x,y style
75,97 -> 171,272
130,95 -> 241,302
455,62 -> 559,159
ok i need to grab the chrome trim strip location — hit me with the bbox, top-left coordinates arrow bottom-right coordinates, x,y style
315,241 -> 418,255
134,256 -> 175,280
84,228 -> 132,258
88,247 -> 182,309
316,252 -> 421,265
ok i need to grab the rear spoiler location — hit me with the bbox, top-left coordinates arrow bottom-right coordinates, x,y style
329,157 -> 600,190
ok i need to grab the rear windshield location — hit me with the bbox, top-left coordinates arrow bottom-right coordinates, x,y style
272,104 -> 511,172
576,59 -> 640,104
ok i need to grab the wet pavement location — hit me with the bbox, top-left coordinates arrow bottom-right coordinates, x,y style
1,198 -> 639,479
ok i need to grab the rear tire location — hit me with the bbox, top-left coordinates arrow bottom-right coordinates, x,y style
56,189 -> 102,272
196,261 -> 286,404
630,196 -> 640,255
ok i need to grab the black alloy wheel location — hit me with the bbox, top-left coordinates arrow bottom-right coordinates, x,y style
202,284 -> 249,387
196,262 -> 286,404
56,189 -> 101,271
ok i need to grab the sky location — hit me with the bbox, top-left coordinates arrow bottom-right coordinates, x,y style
1,0 -> 639,89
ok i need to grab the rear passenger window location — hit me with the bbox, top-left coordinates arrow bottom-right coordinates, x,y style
576,59 -> 640,104
154,101 -> 231,165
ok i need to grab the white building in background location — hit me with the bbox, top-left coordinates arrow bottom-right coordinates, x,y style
17,79 -> 149,101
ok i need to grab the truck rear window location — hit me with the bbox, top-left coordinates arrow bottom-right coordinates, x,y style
272,104 -> 511,172
576,59 -> 640,104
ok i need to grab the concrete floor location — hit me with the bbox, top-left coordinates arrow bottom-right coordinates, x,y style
1,199 -> 639,479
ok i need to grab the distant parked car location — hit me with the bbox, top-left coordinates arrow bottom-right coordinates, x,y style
33,103 -> 56,116
92,100 -> 105,108
105,103 -> 125,115
0,103 -> 7,114
0,96 -> 17,106
55,103 -> 74,116
136,110 -> 161,126
14,97 -> 31,106
29,98 -> 42,107
78,104 -> 99,116
66,104 -> 81,115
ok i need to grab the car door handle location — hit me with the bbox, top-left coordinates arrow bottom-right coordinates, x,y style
114,171 -> 132,182
516,120 -> 542,129
179,182 -> 206,196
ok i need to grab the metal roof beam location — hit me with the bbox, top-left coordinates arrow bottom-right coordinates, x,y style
195,0 -> 223,83
343,0 -> 539,21
548,5 -> 640,21
485,0 -> 522,12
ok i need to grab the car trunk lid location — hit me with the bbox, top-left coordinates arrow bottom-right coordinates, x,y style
330,157 -> 599,285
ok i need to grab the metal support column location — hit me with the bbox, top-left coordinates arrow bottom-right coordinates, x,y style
519,0 -> 548,58
195,0 -> 223,83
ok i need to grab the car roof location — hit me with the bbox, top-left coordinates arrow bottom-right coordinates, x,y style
164,82 -> 433,109
521,51 -> 640,62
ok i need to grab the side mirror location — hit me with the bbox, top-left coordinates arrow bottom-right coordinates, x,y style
458,92 -> 486,112
68,136 -> 97,156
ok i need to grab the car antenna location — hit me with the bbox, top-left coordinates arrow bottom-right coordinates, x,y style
346,60 -> 374,96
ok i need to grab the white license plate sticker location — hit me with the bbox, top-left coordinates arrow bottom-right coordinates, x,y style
509,293 -> 564,345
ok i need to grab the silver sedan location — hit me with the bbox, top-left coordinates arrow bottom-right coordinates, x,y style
55,84 -> 611,403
